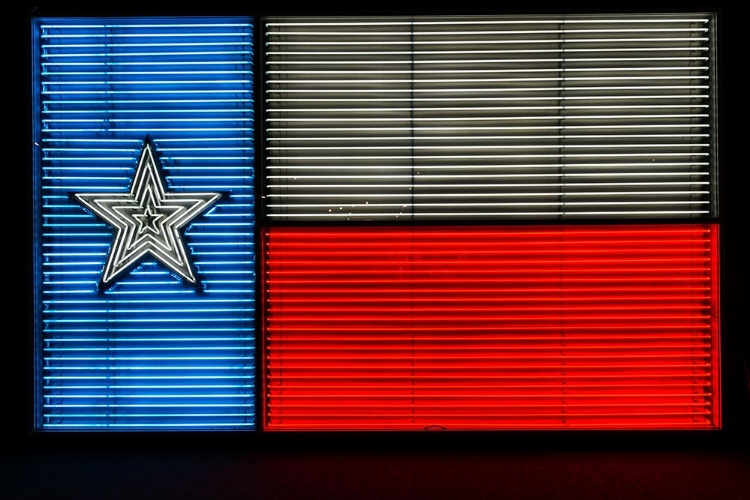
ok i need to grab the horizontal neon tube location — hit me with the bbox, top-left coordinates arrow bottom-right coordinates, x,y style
268,134 -> 708,141
268,144 -> 708,151
266,103 -> 707,112
48,384 -> 254,389
46,79 -> 250,85
234,277 -> 707,285
269,304 -> 710,314
44,121 -> 251,126
267,99 -> 708,106
43,32 -> 251,38
266,19 -> 709,26
43,57 -> 249,63
266,360 -> 710,368
267,77 -> 707,86
266,240 -> 708,248
268,283 -> 709,292
267,153 -> 709,160
47,349 -> 254,354
43,423 -> 255,428
46,153 -> 252,160
43,290 -> 249,297
265,114 -> 708,121
43,45 -> 251,51
268,315 -> 710,323
266,211 -> 710,217
267,125 -> 708,132
41,53 -> 253,60
267,27 -> 706,36
267,178 -> 708,188
267,46 -> 707,58
268,175 -> 708,181
267,372 -> 709,380
268,36 -> 708,45
44,366 -> 251,371
44,253 -> 106,258
48,393 -> 253,399
48,336 -> 252,341
266,55 -> 707,62
45,100 -> 253,105
268,392 -> 709,400
267,337 -> 711,344
45,130 -> 252,135
266,76 -> 707,86
44,373 -> 254,380
262,224 -> 714,250
42,39 -> 253,50
269,193 -> 708,201
44,356 -> 252,362
45,307 -> 256,315
45,329 -> 254,335
42,22 -> 251,27
267,229 -> 708,238
44,318 -> 252,323
267,163 -> 708,170
266,59 -> 708,70
268,351 -> 711,359
266,58 -> 694,72
268,65 -> 706,76
44,90 -> 251,95
269,93 -> 709,101
274,266 -> 708,273
267,201 -> 708,207
42,110 -> 250,115
119,389 -> 710,397
267,258 -> 708,266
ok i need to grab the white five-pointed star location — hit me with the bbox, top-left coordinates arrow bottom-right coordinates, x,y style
75,138 -> 221,289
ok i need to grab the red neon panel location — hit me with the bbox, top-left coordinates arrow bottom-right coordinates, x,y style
264,224 -> 720,430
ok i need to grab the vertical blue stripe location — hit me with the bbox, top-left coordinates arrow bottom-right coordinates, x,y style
33,17 -> 255,430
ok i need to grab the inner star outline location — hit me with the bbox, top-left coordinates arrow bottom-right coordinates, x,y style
74,137 -> 221,290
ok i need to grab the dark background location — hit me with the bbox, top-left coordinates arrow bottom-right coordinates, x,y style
6,2 -> 748,499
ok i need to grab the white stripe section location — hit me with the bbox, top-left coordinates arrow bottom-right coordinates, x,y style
264,13 -> 715,220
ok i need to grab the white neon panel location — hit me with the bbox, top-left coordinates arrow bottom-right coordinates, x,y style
34,17 -> 255,429
264,14 -> 716,220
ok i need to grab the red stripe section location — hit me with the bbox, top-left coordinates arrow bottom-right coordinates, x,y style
264,224 -> 720,430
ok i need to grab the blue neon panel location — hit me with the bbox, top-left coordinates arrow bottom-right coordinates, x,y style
32,17 -> 255,429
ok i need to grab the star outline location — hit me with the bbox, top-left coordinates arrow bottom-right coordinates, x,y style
73,136 -> 222,292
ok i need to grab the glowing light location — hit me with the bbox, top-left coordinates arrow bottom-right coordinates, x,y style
34,16 -> 256,431
264,224 -> 720,430
74,138 -> 221,288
